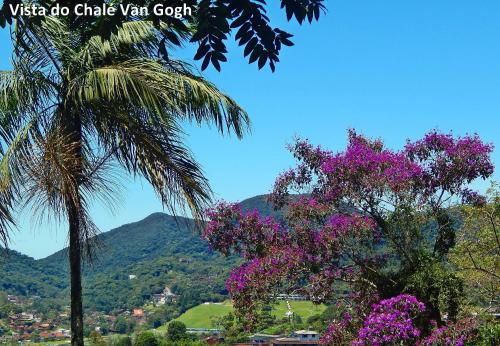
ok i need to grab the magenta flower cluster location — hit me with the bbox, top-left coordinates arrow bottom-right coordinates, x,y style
203,202 -> 284,259
320,133 -> 423,199
352,294 -> 425,346
324,214 -> 377,239
418,317 -> 478,346
271,130 -> 493,209
405,131 -> 494,201
319,312 -> 353,345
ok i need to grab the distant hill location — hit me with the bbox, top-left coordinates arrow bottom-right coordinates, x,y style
238,194 -> 285,218
0,195 -> 278,313
0,248 -> 66,297
42,195 -> 277,270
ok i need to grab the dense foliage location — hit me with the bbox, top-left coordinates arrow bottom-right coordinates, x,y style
449,183 -> 499,309
48,213 -> 239,313
167,321 -> 187,341
0,249 -> 65,297
204,130 -> 496,343
134,331 -> 159,346
0,0 -> 325,72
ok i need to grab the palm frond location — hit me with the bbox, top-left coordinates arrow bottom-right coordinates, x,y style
91,105 -> 211,219
69,59 -> 249,138
75,20 -> 189,66
0,192 -> 15,247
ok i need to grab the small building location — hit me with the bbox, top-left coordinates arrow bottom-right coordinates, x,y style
151,286 -> 178,306
39,323 -> 51,329
19,312 -> 35,322
7,295 -> 20,304
249,334 -> 282,344
39,331 -> 50,339
132,308 -> 144,318
272,330 -> 320,346
292,330 -> 319,341
53,331 -> 66,339
276,294 -> 308,301
151,293 -> 166,305
272,338 -> 319,345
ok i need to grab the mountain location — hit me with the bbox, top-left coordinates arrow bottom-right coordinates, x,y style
0,195 -> 276,313
0,249 -> 65,297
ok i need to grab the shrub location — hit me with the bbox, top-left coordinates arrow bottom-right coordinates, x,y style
167,321 -> 187,341
134,331 -> 159,346
476,323 -> 500,346
115,336 -> 133,346
418,317 -> 479,346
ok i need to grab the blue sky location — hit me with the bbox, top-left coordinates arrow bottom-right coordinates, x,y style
1,0 -> 499,259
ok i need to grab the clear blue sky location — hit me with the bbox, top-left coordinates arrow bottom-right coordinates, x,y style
0,0 -> 499,259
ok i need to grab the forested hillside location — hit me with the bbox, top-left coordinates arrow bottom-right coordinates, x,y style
0,249 -> 65,297
0,195 -> 274,313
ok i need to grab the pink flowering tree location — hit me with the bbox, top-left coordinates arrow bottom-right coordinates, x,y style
203,130 -> 494,330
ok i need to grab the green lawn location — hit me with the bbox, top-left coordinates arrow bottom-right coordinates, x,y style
159,300 -> 325,330
271,300 -> 326,320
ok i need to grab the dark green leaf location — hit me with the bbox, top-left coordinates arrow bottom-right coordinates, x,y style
194,44 -> 211,61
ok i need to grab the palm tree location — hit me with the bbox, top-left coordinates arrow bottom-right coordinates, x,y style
0,16 -> 249,345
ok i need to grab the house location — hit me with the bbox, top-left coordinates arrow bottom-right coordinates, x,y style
292,331 -> 319,341
53,331 -> 66,339
132,308 -> 144,318
272,337 -> 320,345
248,333 -> 282,344
129,274 -> 137,280
151,293 -> 166,305
271,330 -> 320,346
55,328 -> 71,338
39,331 -> 51,339
151,286 -> 178,306
39,323 -> 51,330
20,332 -> 32,341
19,312 -> 35,322
132,308 -> 147,324
237,331 -> 320,346
186,328 -> 222,335
7,295 -> 20,304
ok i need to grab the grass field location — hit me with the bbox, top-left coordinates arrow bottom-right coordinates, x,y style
159,300 -> 326,330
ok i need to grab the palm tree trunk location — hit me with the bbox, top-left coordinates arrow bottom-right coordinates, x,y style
63,108 -> 85,346
69,197 -> 84,346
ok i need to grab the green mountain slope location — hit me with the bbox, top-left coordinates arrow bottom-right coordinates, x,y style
0,195 -> 276,313
0,249 -> 65,297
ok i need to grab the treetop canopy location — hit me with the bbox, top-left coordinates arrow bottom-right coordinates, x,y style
0,0 -> 326,72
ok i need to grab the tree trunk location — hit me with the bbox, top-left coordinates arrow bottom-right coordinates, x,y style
69,202 -> 84,346
63,108 -> 85,346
